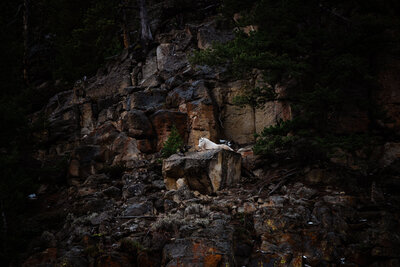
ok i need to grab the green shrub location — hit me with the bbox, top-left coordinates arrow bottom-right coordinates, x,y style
253,120 -> 297,156
120,238 -> 146,253
233,86 -> 277,108
192,0 -> 399,159
161,125 -> 184,158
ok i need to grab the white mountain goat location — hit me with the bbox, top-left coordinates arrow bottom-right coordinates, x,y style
198,137 -> 234,151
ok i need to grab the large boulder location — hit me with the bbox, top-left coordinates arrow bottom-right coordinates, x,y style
156,43 -> 188,74
121,110 -> 154,139
142,54 -> 158,80
129,89 -> 166,112
167,80 -> 219,148
162,149 -> 241,194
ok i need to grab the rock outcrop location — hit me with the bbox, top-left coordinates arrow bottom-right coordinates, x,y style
21,1 -> 400,266
162,149 -> 241,194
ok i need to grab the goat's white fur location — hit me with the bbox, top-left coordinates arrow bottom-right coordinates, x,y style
198,137 -> 233,151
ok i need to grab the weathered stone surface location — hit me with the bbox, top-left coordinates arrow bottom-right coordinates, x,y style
70,145 -> 105,177
96,254 -> 133,267
238,146 -> 260,171
165,80 -> 218,148
215,79 -> 294,144
162,149 -> 241,194
136,139 -> 154,153
378,58 -> 400,132
44,91 -> 80,145
305,169 -> 335,185
223,105 -> 255,145
123,183 -> 146,198
121,110 -> 154,139
142,54 -> 158,80
85,52 -> 132,99
102,186 -> 121,198
69,159 -> 80,177
140,74 -> 162,89
166,80 -> 209,108
197,23 -> 234,50
124,202 -> 153,216
156,29 -> 193,51
216,80 -> 256,144
255,101 -> 292,134
157,43 -> 188,74
80,101 -> 95,135
111,133 -> 140,164
150,110 -> 188,151
162,238 -> 232,267
22,4 -> 400,267
185,100 -> 218,149
379,142 -> 400,168
129,89 -> 166,112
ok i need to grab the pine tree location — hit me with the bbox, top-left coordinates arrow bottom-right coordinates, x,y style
161,125 -> 184,158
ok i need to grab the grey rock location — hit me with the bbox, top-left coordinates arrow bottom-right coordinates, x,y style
102,186 -> 121,198
156,43 -> 188,74
124,183 -> 146,198
140,74 -> 162,88
124,202 -> 153,216
296,186 -> 317,199
163,149 -> 241,194
166,80 -> 209,108
129,89 -> 166,112
165,76 -> 183,90
58,246 -> 88,267
152,179 -> 165,190
122,110 -> 154,138
89,212 -> 110,225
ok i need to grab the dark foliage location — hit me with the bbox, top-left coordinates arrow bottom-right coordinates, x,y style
161,125 -> 184,158
0,0 -> 123,264
192,0 -> 400,157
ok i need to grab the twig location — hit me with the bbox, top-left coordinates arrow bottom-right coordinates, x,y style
319,4 -> 352,24
267,169 -> 298,196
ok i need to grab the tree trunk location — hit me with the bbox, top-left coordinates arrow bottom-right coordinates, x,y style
121,0 -> 130,49
23,0 -> 30,85
137,0 -> 152,49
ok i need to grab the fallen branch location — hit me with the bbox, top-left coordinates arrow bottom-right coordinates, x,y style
267,169 -> 298,196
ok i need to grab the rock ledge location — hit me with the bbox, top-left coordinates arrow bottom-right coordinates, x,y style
162,149 -> 241,194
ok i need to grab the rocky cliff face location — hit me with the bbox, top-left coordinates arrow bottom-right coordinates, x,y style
21,1 -> 400,266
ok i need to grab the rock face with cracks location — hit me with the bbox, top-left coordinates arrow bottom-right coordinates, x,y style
20,1 -> 400,266
162,149 -> 241,194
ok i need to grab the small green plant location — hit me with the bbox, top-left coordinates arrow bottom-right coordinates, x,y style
233,86 -> 278,108
84,244 -> 103,258
161,125 -> 184,158
119,238 -> 147,253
